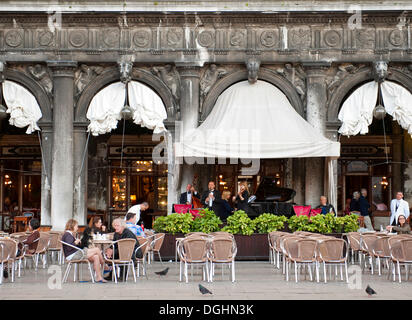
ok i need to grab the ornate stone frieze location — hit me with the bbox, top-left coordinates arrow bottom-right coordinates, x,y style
273,63 -> 306,102
27,64 -> 53,95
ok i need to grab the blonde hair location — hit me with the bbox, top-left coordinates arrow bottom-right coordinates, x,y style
65,219 -> 78,231
239,181 -> 249,193
112,218 -> 126,229
222,190 -> 231,200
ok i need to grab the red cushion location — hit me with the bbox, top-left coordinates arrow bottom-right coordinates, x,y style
189,209 -> 201,220
293,205 -> 311,217
310,208 -> 322,217
174,204 -> 192,214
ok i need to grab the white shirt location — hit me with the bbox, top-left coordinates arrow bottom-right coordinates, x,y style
208,190 -> 214,207
187,192 -> 192,204
390,198 -> 410,225
126,204 -> 141,225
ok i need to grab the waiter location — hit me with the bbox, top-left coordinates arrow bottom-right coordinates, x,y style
125,202 -> 149,225
179,184 -> 200,206
201,181 -> 222,217
390,191 -> 410,226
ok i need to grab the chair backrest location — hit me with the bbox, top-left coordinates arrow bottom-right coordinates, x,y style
0,242 -> 10,263
115,238 -> 136,261
360,234 -> 379,254
181,237 -> 208,262
136,236 -> 149,256
346,232 -> 361,251
210,237 -> 236,261
283,237 -> 301,259
36,233 -> 51,253
152,233 -> 165,251
0,239 -> 17,261
310,208 -> 322,217
400,239 -> 412,261
388,236 -> 405,261
318,239 -> 346,261
293,205 -> 311,217
297,239 -> 318,261
185,232 -> 209,238
47,232 -> 62,249
210,231 -> 234,239
373,236 -> 389,256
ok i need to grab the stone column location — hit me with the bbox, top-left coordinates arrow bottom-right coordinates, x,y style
392,123 -> 403,197
292,158 -> 305,205
39,123 -> 53,227
303,62 -> 330,207
326,122 -> 340,212
73,123 -> 89,226
176,65 -> 200,195
47,61 -> 77,230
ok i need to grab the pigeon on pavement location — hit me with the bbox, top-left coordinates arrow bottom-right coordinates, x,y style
155,267 -> 169,276
366,285 -> 377,296
199,284 -> 213,295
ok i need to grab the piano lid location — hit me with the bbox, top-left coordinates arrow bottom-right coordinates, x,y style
253,176 -> 296,202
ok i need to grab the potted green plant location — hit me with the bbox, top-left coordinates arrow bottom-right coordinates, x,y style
222,210 -> 256,235
253,213 -> 288,233
191,209 -> 222,233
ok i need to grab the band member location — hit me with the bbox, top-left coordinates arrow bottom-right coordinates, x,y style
201,181 -> 222,217
179,184 -> 200,206
232,182 -> 250,212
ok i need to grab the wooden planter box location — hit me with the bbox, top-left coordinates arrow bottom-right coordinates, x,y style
159,233 -> 270,261
158,232 -> 344,262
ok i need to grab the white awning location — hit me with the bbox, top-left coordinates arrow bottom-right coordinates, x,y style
176,80 -> 340,159
86,80 -> 167,136
338,80 -> 412,137
2,80 -> 42,134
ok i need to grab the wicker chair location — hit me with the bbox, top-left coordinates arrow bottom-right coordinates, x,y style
388,236 -> 412,283
0,239 -> 18,282
285,238 -> 318,283
178,236 -> 209,283
25,232 -> 50,270
47,232 -> 63,265
372,236 -> 391,276
149,233 -> 165,264
103,238 -> 137,283
346,232 -> 362,265
360,234 -> 380,274
210,231 -> 234,239
135,236 -> 149,279
0,242 -> 9,285
280,235 -> 303,275
60,240 -> 95,283
317,238 -> 349,283
208,236 -> 237,282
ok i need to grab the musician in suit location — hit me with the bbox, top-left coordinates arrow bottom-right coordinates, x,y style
390,191 -> 410,226
179,184 -> 200,206
201,181 -> 223,218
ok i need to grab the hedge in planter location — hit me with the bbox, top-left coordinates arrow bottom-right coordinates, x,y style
191,209 -> 222,233
254,213 -> 288,233
222,210 -> 256,235
287,213 -> 360,233
153,212 -> 193,234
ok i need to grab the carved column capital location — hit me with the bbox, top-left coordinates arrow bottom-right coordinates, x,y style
302,61 -> 331,78
47,61 -> 77,78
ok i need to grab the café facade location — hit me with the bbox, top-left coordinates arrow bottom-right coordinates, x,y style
0,1 -> 411,230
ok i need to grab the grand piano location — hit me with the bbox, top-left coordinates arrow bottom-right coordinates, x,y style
247,177 -> 296,218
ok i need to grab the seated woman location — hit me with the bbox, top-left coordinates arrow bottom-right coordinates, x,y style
221,190 -> 233,221
232,182 -> 250,212
386,214 -> 411,234
89,216 -> 107,235
61,219 -> 107,283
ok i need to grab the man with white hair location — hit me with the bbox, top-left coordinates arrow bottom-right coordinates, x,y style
390,191 -> 410,226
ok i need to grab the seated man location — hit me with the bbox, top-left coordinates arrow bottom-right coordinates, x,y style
125,212 -> 145,238
104,218 -> 143,281
316,195 -> 336,216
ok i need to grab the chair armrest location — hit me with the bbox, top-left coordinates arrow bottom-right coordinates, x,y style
134,240 -> 148,258
59,240 -> 83,254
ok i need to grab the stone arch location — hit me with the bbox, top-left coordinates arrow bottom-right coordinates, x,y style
3,68 -> 52,123
201,67 -> 305,122
75,66 -> 176,125
327,67 -> 412,122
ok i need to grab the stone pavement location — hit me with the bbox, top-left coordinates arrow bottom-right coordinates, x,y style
0,260 -> 411,300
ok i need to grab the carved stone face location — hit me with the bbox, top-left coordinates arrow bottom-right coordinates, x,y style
119,61 -> 132,83
246,59 -> 260,84
210,64 -> 216,71
374,61 -> 388,82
